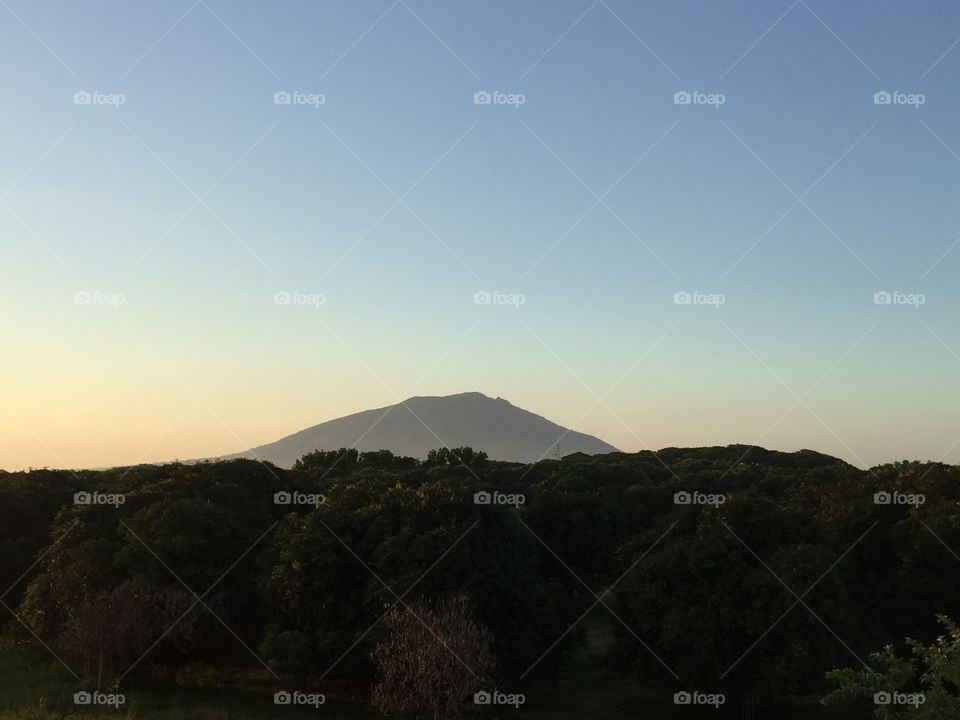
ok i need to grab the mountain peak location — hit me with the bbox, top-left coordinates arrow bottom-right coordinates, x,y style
405,390 -> 490,402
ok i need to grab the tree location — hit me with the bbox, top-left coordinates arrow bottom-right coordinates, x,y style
59,580 -> 153,686
424,447 -> 488,468
609,495 -> 859,719
59,581 -> 200,686
823,615 -> 960,718
371,596 -> 494,720
293,448 -> 360,473
258,473 -> 577,678
18,460 -> 286,668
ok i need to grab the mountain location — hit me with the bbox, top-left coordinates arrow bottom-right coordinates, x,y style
224,392 -> 619,467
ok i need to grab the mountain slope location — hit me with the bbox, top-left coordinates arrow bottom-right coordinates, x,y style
226,392 -> 619,467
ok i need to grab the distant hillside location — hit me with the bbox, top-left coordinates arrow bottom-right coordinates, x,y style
222,392 -> 619,467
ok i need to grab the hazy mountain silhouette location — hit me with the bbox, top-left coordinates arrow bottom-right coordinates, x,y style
224,392 -> 619,466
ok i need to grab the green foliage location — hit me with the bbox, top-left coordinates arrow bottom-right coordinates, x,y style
610,495 -> 859,697
424,446 -> 489,468
823,615 -> 960,718
0,445 -> 956,716
13,460 -> 287,666
258,471 -> 576,679
293,448 -> 419,474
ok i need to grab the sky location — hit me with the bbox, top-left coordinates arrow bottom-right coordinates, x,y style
2,0 -> 959,471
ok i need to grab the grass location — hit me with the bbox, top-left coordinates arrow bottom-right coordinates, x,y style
0,618 -> 868,720
0,640 -> 77,716
0,640 -> 373,719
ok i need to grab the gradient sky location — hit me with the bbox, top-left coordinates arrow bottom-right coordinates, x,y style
2,0 -> 959,471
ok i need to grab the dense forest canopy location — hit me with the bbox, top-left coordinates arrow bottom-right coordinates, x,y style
0,445 -> 957,717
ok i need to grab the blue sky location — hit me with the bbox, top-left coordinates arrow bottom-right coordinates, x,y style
2,0 -> 959,469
